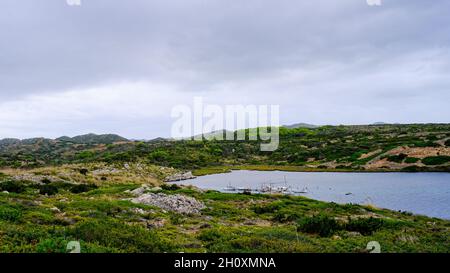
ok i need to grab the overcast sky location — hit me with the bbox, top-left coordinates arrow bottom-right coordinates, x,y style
1,0 -> 449,139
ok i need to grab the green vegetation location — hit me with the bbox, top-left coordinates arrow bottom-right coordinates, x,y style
0,124 -> 449,253
39,184 -> 59,196
405,157 -> 420,164
297,215 -> 340,237
422,156 -> 450,166
0,180 -> 26,193
0,164 -> 448,253
385,153 -> 407,163
1,124 -> 449,173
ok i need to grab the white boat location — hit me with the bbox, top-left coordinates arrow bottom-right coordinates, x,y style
223,183 -> 237,191
293,187 -> 309,194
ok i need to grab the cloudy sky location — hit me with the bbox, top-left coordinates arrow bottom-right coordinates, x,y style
1,0 -> 449,139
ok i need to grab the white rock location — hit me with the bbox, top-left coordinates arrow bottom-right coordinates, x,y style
130,186 -> 149,196
50,207 -> 61,213
149,186 -> 162,192
130,193 -> 205,215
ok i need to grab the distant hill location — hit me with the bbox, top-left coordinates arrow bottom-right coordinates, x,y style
147,137 -> 171,142
0,134 -> 128,146
189,129 -> 234,140
283,123 -> 318,129
0,138 -> 21,146
372,122 -> 389,125
56,133 -> 128,144
1,124 -> 449,171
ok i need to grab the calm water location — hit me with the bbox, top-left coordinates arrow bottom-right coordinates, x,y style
175,171 -> 450,219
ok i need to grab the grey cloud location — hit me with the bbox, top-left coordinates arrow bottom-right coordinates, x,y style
0,0 -> 449,138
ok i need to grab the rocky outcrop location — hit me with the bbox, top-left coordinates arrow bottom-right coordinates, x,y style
11,174 -> 66,184
165,171 -> 196,182
126,185 -> 162,196
130,192 -> 205,214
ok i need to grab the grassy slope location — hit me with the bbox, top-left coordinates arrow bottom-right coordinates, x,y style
0,124 -> 450,253
192,165 -> 400,176
0,165 -> 449,253
1,124 -> 450,172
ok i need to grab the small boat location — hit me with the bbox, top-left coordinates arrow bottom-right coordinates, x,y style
260,185 -> 273,193
293,187 -> 309,194
223,183 -> 237,191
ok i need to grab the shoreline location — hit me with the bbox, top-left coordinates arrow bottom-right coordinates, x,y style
177,170 -> 450,220
192,164 -> 450,176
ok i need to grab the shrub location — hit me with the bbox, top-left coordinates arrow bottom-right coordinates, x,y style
69,219 -> 168,252
198,229 -> 223,242
386,153 -> 407,163
76,151 -> 95,160
39,184 -> 59,196
148,150 -> 170,162
252,202 -> 282,214
272,209 -> 301,223
445,139 -> 450,147
169,213 -> 184,225
402,165 -> 421,172
297,215 -> 340,237
0,206 -> 22,222
0,180 -> 26,193
161,183 -> 181,191
345,217 -> 384,235
36,238 -> 68,253
50,181 -> 75,190
70,184 -> 98,194
422,156 -> 450,166
41,178 -> 52,184
404,157 -> 420,164
79,168 -> 89,176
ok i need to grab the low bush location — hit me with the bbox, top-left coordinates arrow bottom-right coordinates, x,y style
41,178 -> 52,184
422,156 -> 450,166
70,184 -> 98,194
252,202 -> 282,214
161,183 -> 181,191
0,180 -> 26,193
0,206 -> 22,222
386,153 -> 407,163
198,229 -> 224,242
345,217 -> 384,235
79,168 -> 89,176
297,215 -> 340,237
404,157 -> 420,164
272,209 -> 301,223
69,219 -> 169,252
39,184 -> 59,196
402,166 -> 421,172
35,238 -> 69,253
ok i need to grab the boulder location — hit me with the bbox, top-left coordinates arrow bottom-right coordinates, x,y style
130,193 -> 205,215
